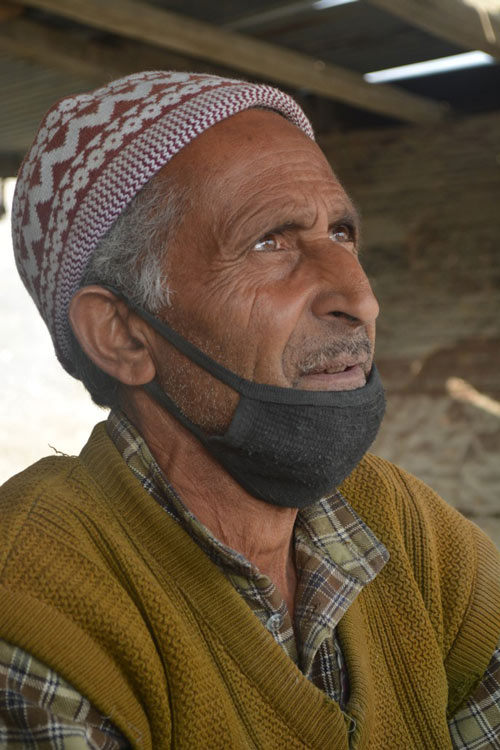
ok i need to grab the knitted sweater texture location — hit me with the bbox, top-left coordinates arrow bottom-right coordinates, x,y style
1,423 -> 499,749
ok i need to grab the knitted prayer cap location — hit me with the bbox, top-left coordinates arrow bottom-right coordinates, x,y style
12,70 -> 314,376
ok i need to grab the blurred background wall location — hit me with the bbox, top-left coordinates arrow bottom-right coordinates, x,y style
320,111 -> 500,545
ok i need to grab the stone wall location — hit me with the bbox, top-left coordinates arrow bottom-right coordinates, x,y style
319,112 -> 500,546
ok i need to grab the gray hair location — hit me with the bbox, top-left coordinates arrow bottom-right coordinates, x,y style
69,172 -> 188,408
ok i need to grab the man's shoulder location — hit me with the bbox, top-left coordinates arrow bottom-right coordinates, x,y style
1,432 -> 102,510
344,452 -> 500,662
342,451 -> 471,534
2,451 -> 81,496
0,423 -> 117,563
341,452 -> 500,618
344,450 -> 437,497
1,452 -> 83,538
1,418 -> 119,497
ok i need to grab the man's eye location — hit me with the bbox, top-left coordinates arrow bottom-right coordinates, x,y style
252,235 -> 281,252
330,224 -> 355,244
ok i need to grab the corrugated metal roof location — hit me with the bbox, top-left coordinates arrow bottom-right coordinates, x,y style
1,0 -> 499,175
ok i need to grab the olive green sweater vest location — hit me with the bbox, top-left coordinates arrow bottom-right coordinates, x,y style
1,423 -> 500,749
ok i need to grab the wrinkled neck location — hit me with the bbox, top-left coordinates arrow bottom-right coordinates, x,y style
122,388 -> 299,605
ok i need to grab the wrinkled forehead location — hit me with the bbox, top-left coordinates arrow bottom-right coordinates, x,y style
156,109 -> 340,212
167,108 -> 327,179
156,109 -> 353,236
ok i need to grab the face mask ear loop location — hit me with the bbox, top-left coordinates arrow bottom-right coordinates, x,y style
143,380 -> 280,504
95,284 -> 382,407
98,285 -> 251,395
143,379 -> 208,442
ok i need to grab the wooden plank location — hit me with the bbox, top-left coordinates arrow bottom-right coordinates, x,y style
224,1 -> 316,32
0,1 -> 22,21
0,17 -> 225,82
364,0 -> 500,59
5,0 -> 448,123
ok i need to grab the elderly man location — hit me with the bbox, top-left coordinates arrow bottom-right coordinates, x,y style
1,72 -> 499,749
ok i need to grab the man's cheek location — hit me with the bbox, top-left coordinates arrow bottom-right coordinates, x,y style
200,274 -> 264,336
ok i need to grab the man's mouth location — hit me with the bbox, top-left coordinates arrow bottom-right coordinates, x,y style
298,358 -> 368,391
290,334 -> 373,391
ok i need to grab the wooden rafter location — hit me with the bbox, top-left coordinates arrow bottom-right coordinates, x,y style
4,0 -> 447,123
364,0 -> 500,59
0,17 -> 225,83
0,0 -> 21,20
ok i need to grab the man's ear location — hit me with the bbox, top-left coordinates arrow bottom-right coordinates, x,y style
69,286 -> 156,386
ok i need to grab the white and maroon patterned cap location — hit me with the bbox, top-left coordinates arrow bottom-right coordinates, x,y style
11,70 -> 314,375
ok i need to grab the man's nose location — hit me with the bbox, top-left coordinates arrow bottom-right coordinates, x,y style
308,244 -> 380,326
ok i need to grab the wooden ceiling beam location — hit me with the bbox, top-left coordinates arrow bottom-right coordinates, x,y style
5,0 -> 448,123
0,0 -> 22,21
364,0 -> 500,59
0,17 -> 224,83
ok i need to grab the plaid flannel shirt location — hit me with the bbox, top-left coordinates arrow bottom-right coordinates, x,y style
1,409 -> 499,748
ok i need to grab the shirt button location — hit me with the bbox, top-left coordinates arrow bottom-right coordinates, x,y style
266,613 -> 282,631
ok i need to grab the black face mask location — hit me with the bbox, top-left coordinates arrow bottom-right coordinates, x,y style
116,292 -> 386,508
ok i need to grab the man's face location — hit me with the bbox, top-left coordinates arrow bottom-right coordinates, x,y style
149,109 -> 379,433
